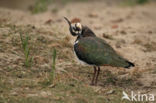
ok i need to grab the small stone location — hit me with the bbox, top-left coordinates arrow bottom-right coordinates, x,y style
120,30 -> 127,35
94,26 -> 102,30
115,43 -> 121,48
40,91 -> 51,97
111,18 -> 124,23
111,25 -> 118,29
106,90 -> 115,95
103,33 -> 114,40
148,31 -> 152,34
11,92 -> 18,96
88,13 -> 98,18
48,84 -> 56,88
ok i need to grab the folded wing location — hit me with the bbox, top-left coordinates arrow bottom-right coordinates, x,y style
74,37 -> 134,68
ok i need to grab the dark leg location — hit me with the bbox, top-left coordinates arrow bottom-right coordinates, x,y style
95,67 -> 100,85
91,66 -> 97,85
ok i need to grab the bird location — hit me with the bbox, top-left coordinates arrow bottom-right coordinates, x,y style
64,17 -> 135,85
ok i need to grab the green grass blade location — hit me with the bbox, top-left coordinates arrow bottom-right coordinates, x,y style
19,32 -> 32,68
50,48 -> 57,84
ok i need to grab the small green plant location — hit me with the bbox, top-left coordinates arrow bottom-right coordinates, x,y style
20,32 -> 33,67
49,48 -> 57,84
122,0 -> 148,6
31,0 -> 52,14
105,71 -> 117,85
136,0 -> 148,4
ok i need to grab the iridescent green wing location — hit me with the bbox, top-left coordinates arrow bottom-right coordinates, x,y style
74,37 -> 129,67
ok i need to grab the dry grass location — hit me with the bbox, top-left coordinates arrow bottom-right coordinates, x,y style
133,38 -> 156,52
0,21 -> 143,103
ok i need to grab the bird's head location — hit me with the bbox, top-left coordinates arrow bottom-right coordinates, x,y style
64,17 -> 96,38
64,17 -> 82,36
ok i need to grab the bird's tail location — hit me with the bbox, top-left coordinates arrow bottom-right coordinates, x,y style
124,61 -> 135,68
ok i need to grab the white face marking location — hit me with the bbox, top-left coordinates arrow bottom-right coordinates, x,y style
75,40 -> 79,44
76,23 -> 82,30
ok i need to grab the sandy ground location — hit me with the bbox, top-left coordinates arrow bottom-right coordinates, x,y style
0,0 -> 156,102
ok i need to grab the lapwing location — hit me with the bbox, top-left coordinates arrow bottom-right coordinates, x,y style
64,17 -> 135,85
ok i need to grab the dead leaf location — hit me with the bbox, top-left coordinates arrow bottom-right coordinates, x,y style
88,13 -> 98,18
111,25 -> 118,29
111,18 -> 123,23
45,19 -> 53,24
103,33 -> 114,40
120,30 -> 127,35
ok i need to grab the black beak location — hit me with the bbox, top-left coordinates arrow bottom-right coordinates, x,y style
64,17 -> 71,27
